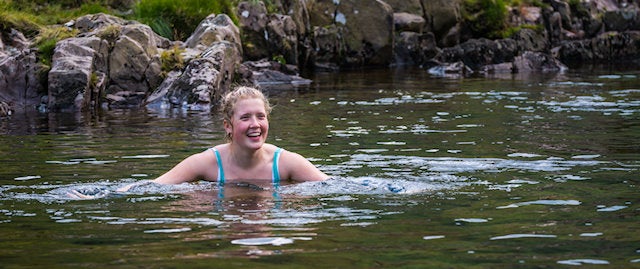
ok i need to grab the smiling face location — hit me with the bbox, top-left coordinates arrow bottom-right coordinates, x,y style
224,98 -> 269,150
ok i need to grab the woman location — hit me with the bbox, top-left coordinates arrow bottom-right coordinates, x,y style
149,86 -> 329,187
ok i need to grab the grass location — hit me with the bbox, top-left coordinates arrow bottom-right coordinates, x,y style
1,0 -> 239,70
133,0 -> 237,40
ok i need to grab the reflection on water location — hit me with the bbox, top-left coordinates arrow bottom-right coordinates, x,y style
1,68 -> 639,267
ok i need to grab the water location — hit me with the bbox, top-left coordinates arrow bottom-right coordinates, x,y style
1,67 -> 639,268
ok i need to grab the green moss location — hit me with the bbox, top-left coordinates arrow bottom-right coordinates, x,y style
34,26 -> 79,67
95,24 -> 122,44
463,0 -> 509,39
272,54 -> 286,65
160,45 -> 185,74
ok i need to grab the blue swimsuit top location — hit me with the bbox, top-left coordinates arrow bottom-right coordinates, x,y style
210,147 -> 282,186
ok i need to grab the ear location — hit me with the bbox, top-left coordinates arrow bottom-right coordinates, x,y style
223,119 -> 232,135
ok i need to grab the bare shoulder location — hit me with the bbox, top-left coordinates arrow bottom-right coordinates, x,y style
278,148 -> 329,181
278,148 -> 314,165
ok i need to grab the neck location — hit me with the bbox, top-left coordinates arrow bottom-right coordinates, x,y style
228,143 -> 265,168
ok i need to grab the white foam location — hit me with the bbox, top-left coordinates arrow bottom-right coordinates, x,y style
497,199 -> 581,209
596,205 -> 627,212
231,237 -> 294,246
455,218 -> 489,223
557,259 -> 609,265
490,234 -> 557,240
423,235 -> 446,240
144,228 -> 191,233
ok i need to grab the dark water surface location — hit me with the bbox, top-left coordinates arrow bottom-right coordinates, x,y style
1,68 -> 639,268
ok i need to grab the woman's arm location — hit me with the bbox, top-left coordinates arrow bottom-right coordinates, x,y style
153,150 -> 213,184
281,150 -> 330,182
117,150 -> 213,192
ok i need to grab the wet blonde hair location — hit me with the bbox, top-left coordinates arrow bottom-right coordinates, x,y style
220,86 -> 272,141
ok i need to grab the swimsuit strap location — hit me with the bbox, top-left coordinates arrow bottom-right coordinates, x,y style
272,147 -> 282,185
212,147 -> 282,185
211,148 -> 225,186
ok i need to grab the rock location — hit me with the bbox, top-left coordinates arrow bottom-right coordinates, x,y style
185,14 -> 241,53
312,25 -> 343,71
383,0 -> 423,14
241,59 -> 311,87
0,29 -> 44,113
482,51 -> 567,73
394,12 -> 426,33
74,13 -> 129,34
266,14 -> 299,65
603,6 -> 640,31
237,1 -> 270,61
107,24 -> 165,107
513,51 -> 567,72
45,14 -> 172,109
308,0 -> 395,68
145,41 -> 241,110
237,2 -> 299,65
427,61 -> 473,78
511,28 -> 548,52
393,31 -> 439,66
47,37 -> 101,111
554,30 -> 640,63
422,0 -> 463,47
520,6 -> 543,24
435,38 -> 518,70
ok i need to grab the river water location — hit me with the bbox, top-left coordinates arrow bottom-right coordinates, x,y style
1,67 -> 638,268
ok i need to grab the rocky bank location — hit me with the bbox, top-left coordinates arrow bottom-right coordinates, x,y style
1,0 -> 639,115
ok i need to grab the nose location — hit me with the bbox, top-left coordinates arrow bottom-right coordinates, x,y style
249,116 -> 260,127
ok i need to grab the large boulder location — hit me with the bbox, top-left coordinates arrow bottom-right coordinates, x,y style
145,41 -> 241,110
421,0 -> 463,47
106,24 -> 165,107
238,2 -> 299,65
146,13 -> 243,110
394,31 -> 439,66
0,29 -> 45,113
46,13 -> 173,110
47,36 -> 109,111
185,14 -> 242,52
603,6 -> 640,31
308,0 -> 395,68
435,38 -> 518,70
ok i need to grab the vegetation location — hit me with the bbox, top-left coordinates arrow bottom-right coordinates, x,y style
160,45 -> 185,74
95,24 -> 122,45
1,0 -> 239,41
462,0 -> 509,39
1,0 -> 239,68
33,26 -> 78,67
133,0 -> 237,40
